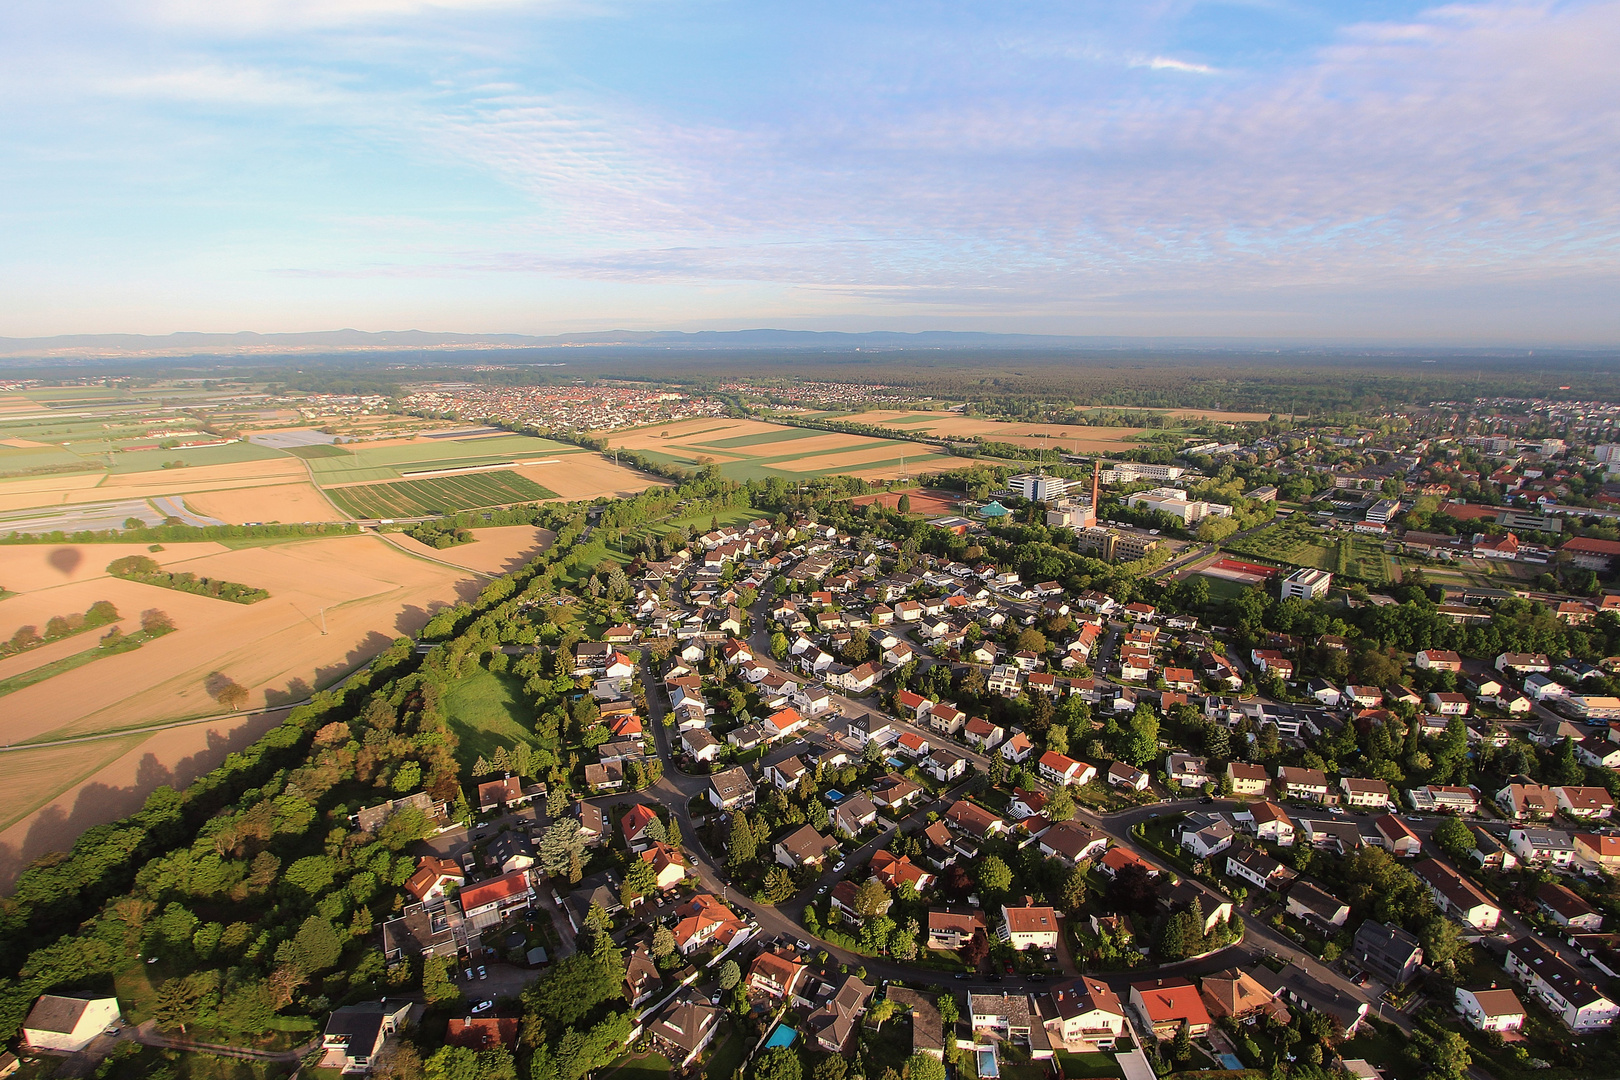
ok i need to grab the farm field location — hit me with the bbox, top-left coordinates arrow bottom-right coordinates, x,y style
0,534 -> 479,747
515,455 -> 669,501
324,471 -> 560,518
0,708 -> 287,891
183,481 -> 339,523
605,416 -> 959,482
825,410 -> 1148,452
385,525 -> 556,575
303,433 -> 583,484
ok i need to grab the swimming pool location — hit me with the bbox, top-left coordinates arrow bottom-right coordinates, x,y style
764,1026 -> 798,1049
975,1048 -> 999,1078
1218,1054 -> 1244,1070
825,789 -> 845,802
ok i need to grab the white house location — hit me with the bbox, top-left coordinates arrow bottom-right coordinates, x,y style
1000,733 -> 1035,764
1509,827 -> 1577,867
1339,777 -> 1393,810
1248,801 -> 1296,847
925,749 -> 968,783
1455,987 -> 1526,1034
1002,904 -> 1061,950
1506,937 -> 1620,1032
22,995 -> 121,1053
1038,751 -> 1094,787
1180,815 -> 1235,859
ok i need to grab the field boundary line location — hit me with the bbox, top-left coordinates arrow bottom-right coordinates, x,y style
374,530 -> 499,580
296,451 -> 356,522
3,703 -> 297,752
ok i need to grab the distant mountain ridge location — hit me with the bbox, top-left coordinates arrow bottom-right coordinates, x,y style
0,327 -> 1106,359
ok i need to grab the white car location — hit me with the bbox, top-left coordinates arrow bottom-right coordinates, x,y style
472,1000 -> 494,1014
477,966 -> 488,979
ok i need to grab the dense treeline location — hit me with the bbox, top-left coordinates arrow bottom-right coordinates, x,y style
2,599 -> 120,658
0,521 -> 360,546
107,556 -> 270,604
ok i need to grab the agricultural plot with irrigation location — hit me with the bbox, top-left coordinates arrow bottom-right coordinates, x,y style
324,471 -> 560,518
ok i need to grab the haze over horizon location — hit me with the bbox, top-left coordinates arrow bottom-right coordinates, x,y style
3,0 -> 1618,344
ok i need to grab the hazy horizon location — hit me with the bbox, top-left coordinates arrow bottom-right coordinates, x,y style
3,0 -> 1618,343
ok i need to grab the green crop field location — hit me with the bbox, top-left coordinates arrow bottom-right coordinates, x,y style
694,427 -> 826,449
305,433 -> 579,482
284,443 -> 352,459
1338,536 -> 1394,584
107,441 -> 290,473
324,471 -> 559,518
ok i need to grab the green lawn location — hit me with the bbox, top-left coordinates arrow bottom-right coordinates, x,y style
1196,574 -> 1254,602
441,669 -> 537,770
1054,1051 -> 1125,1079
1335,1017 -> 1409,1076
1224,520 -> 1337,571
608,1051 -> 673,1080
284,443 -> 352,459
705,1021 -> 748,1080
859,1016 -> 916,1079
641,505 -> 760,538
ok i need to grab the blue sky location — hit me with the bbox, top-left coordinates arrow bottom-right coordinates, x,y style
2,0 -> 1617,342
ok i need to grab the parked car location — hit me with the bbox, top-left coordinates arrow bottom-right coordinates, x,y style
477,966 -> 488,980
953,973 -> 972,981
472,1000 -> 494,1014
1028,972 -> 1047,983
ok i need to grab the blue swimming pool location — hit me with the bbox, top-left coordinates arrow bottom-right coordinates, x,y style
825,789 -> 845,802
1218,1054 -> 1244,1070
764,1026 -> 798,1049
975,1048 -> 999,1078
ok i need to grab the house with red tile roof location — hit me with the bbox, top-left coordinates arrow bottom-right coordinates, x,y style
1130,978 -> 1213,1039
672,895 -> 745,955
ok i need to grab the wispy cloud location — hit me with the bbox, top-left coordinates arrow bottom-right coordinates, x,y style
1140,56 -> 1219,73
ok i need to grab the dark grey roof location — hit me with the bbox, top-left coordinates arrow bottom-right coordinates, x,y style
324,1004 -> 388,1051
23,995 -> 97,1034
